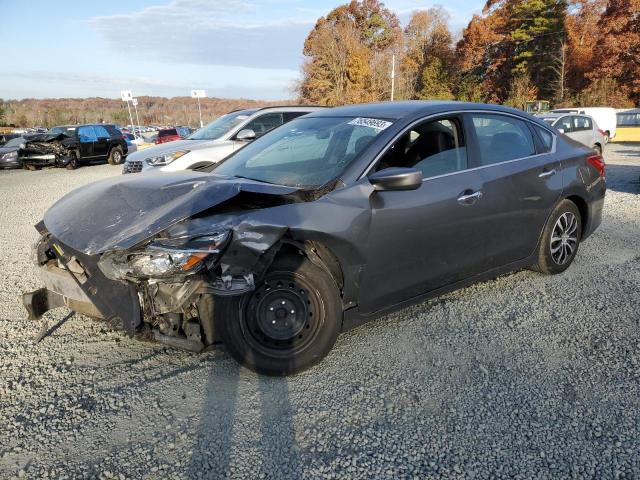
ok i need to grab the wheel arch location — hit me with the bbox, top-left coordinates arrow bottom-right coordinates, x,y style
564,194 -> 589,237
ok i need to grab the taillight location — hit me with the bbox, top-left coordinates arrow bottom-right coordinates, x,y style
598,129 -> 606,136
587,153 -> 605,178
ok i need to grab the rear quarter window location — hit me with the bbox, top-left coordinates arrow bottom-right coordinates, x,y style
534,126 -> 554,153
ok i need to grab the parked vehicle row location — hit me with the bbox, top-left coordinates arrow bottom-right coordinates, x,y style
23,101 -> 606,376
537,113 -> 606,154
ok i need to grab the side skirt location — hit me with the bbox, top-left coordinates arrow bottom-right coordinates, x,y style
341,253 -> 537,331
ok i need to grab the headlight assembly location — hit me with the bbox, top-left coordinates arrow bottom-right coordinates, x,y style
2,151 -> 18,159
146,150 -> 189,166
98,231 -> 230,281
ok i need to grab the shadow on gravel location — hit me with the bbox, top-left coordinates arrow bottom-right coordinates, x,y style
186,357 -> 302,478
604,163 -> 640,194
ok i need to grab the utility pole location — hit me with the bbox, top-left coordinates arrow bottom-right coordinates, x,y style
132,98 -> 141,138
390,54 -> 396,101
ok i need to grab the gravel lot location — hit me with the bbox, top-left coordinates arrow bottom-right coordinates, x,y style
1,144 -> 639,479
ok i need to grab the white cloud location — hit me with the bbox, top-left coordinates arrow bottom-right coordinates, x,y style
88,0 -> 313,70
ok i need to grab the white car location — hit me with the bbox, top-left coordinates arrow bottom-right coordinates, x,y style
550,107 -> 617,142
122,106 -> 322,174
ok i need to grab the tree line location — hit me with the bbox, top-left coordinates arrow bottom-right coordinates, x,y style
0,97 -> 288,128
298,0 -> 640,108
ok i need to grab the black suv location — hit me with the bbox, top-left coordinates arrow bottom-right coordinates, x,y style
22,124 -> 128,170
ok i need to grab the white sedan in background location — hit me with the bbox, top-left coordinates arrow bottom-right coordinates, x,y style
122,106 -> 322,174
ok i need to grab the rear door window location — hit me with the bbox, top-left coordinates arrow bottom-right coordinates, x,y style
470,114 -> 535,165
573,116 -> 592,131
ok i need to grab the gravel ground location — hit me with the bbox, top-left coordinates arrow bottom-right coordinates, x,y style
0,144 -> 639,479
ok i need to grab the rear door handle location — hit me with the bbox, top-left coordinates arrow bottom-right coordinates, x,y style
538,169 -> 556,178
457,190 -> 483,205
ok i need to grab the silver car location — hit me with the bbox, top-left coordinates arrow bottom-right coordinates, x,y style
536,113 -> 606,155
122,106 -> 322,174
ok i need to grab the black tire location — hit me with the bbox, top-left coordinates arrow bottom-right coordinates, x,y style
533,199 -> 582,274
593,144 -> 602,155
216,255 -> 342,376
108,147 -> 123,165
603,131 -> 610,143
65,151 -> 79,170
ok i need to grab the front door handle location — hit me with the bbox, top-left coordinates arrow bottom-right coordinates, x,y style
538,169 -> 556,178
457,190 -> 483,205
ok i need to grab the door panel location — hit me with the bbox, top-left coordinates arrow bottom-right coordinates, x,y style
92,125 -> 110,158
359,171 -> 488,314
77,126 -> 96,158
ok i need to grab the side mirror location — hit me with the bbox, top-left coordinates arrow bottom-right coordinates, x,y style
368,167 -> 423,191
236,129 -> 256,141
557,128 -> 565,134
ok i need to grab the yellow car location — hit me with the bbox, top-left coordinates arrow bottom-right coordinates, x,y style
614,109 -> 640,142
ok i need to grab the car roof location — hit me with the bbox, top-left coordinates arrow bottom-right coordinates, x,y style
304,101 -> 530,120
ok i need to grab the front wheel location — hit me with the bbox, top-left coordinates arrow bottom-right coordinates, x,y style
216,255 -> 342,376
65,152 -> 78,170
533,199 -> 582,274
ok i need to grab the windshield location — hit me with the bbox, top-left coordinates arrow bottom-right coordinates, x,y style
50,126 -> 76,137
213,116 -> 393,188
4,137 -> 24,148
188,109 -> 257,140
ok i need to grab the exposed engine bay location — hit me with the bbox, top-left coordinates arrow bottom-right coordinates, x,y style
21,133 -> 78,168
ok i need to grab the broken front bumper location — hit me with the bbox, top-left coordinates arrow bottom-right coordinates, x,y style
23,232 -> 142,333
23,262 -> 103,320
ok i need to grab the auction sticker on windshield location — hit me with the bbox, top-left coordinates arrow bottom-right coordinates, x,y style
348,117 -> 393,131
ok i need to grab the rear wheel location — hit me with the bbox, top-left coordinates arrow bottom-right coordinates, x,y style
593,144 -> 602,155
107,147 -> 123,165
533,199 -> 582,274
603,131 -> 610,143
216,255 -> 342,376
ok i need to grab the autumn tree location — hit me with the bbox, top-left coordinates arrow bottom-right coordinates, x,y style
588,0 -> 640,105
400,8 -> 455,100
299,0 -> 401,105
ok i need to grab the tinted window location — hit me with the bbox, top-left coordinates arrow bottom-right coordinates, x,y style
93,125 -> 110,138
573,116 -> 592,131
377,117 -> 467,178
534,126 -> 554,153
77,126 -> 97,141
617,112 -> 640,126
159,129 -> 178,137
283,112 -> 309,122
244,113 -> 284,138
50,126 -> 77,137
556,116 -> 573,133
471,114 -> 535,165
214,116 -> 391,188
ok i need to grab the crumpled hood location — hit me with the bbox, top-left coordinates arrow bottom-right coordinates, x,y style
43,171 -> 299,255
125,139 -> 226,162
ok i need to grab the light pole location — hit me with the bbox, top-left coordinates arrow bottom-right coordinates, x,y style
191,90 -> 206,128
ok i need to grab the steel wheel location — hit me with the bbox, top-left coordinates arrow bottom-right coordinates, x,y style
242,273 -> 321,358
550,212 -> 578,265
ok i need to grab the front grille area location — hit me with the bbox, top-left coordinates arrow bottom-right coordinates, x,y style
122,160 -> 143,174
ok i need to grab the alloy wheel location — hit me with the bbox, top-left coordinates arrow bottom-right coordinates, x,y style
550,212 -> 578,265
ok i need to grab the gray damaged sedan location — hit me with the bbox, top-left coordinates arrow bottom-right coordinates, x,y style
24,102 -> 606,375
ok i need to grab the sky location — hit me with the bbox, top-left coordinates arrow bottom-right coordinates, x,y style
0,0 -> 483,101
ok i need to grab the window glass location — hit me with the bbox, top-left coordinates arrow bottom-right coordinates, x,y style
159,128 -> 178,137
78,126 -> 97,141
50,126 -> 77,137
556,116 -> 573,133
376,118 -> 467,178
93,125 -> 110,138
616,113 -> 640,126
214,116 -> 390,188
244,113 -> 284,138
573,116 -> 592,131
535,126 -> 554,153
188,109 -> 258,140
471,114 -> 535,165
283,112 -> 309,122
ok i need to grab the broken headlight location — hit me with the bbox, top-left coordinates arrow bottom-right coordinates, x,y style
146,150 -> 189,166
2,151 -> 18,159
98,231 -> 230,281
